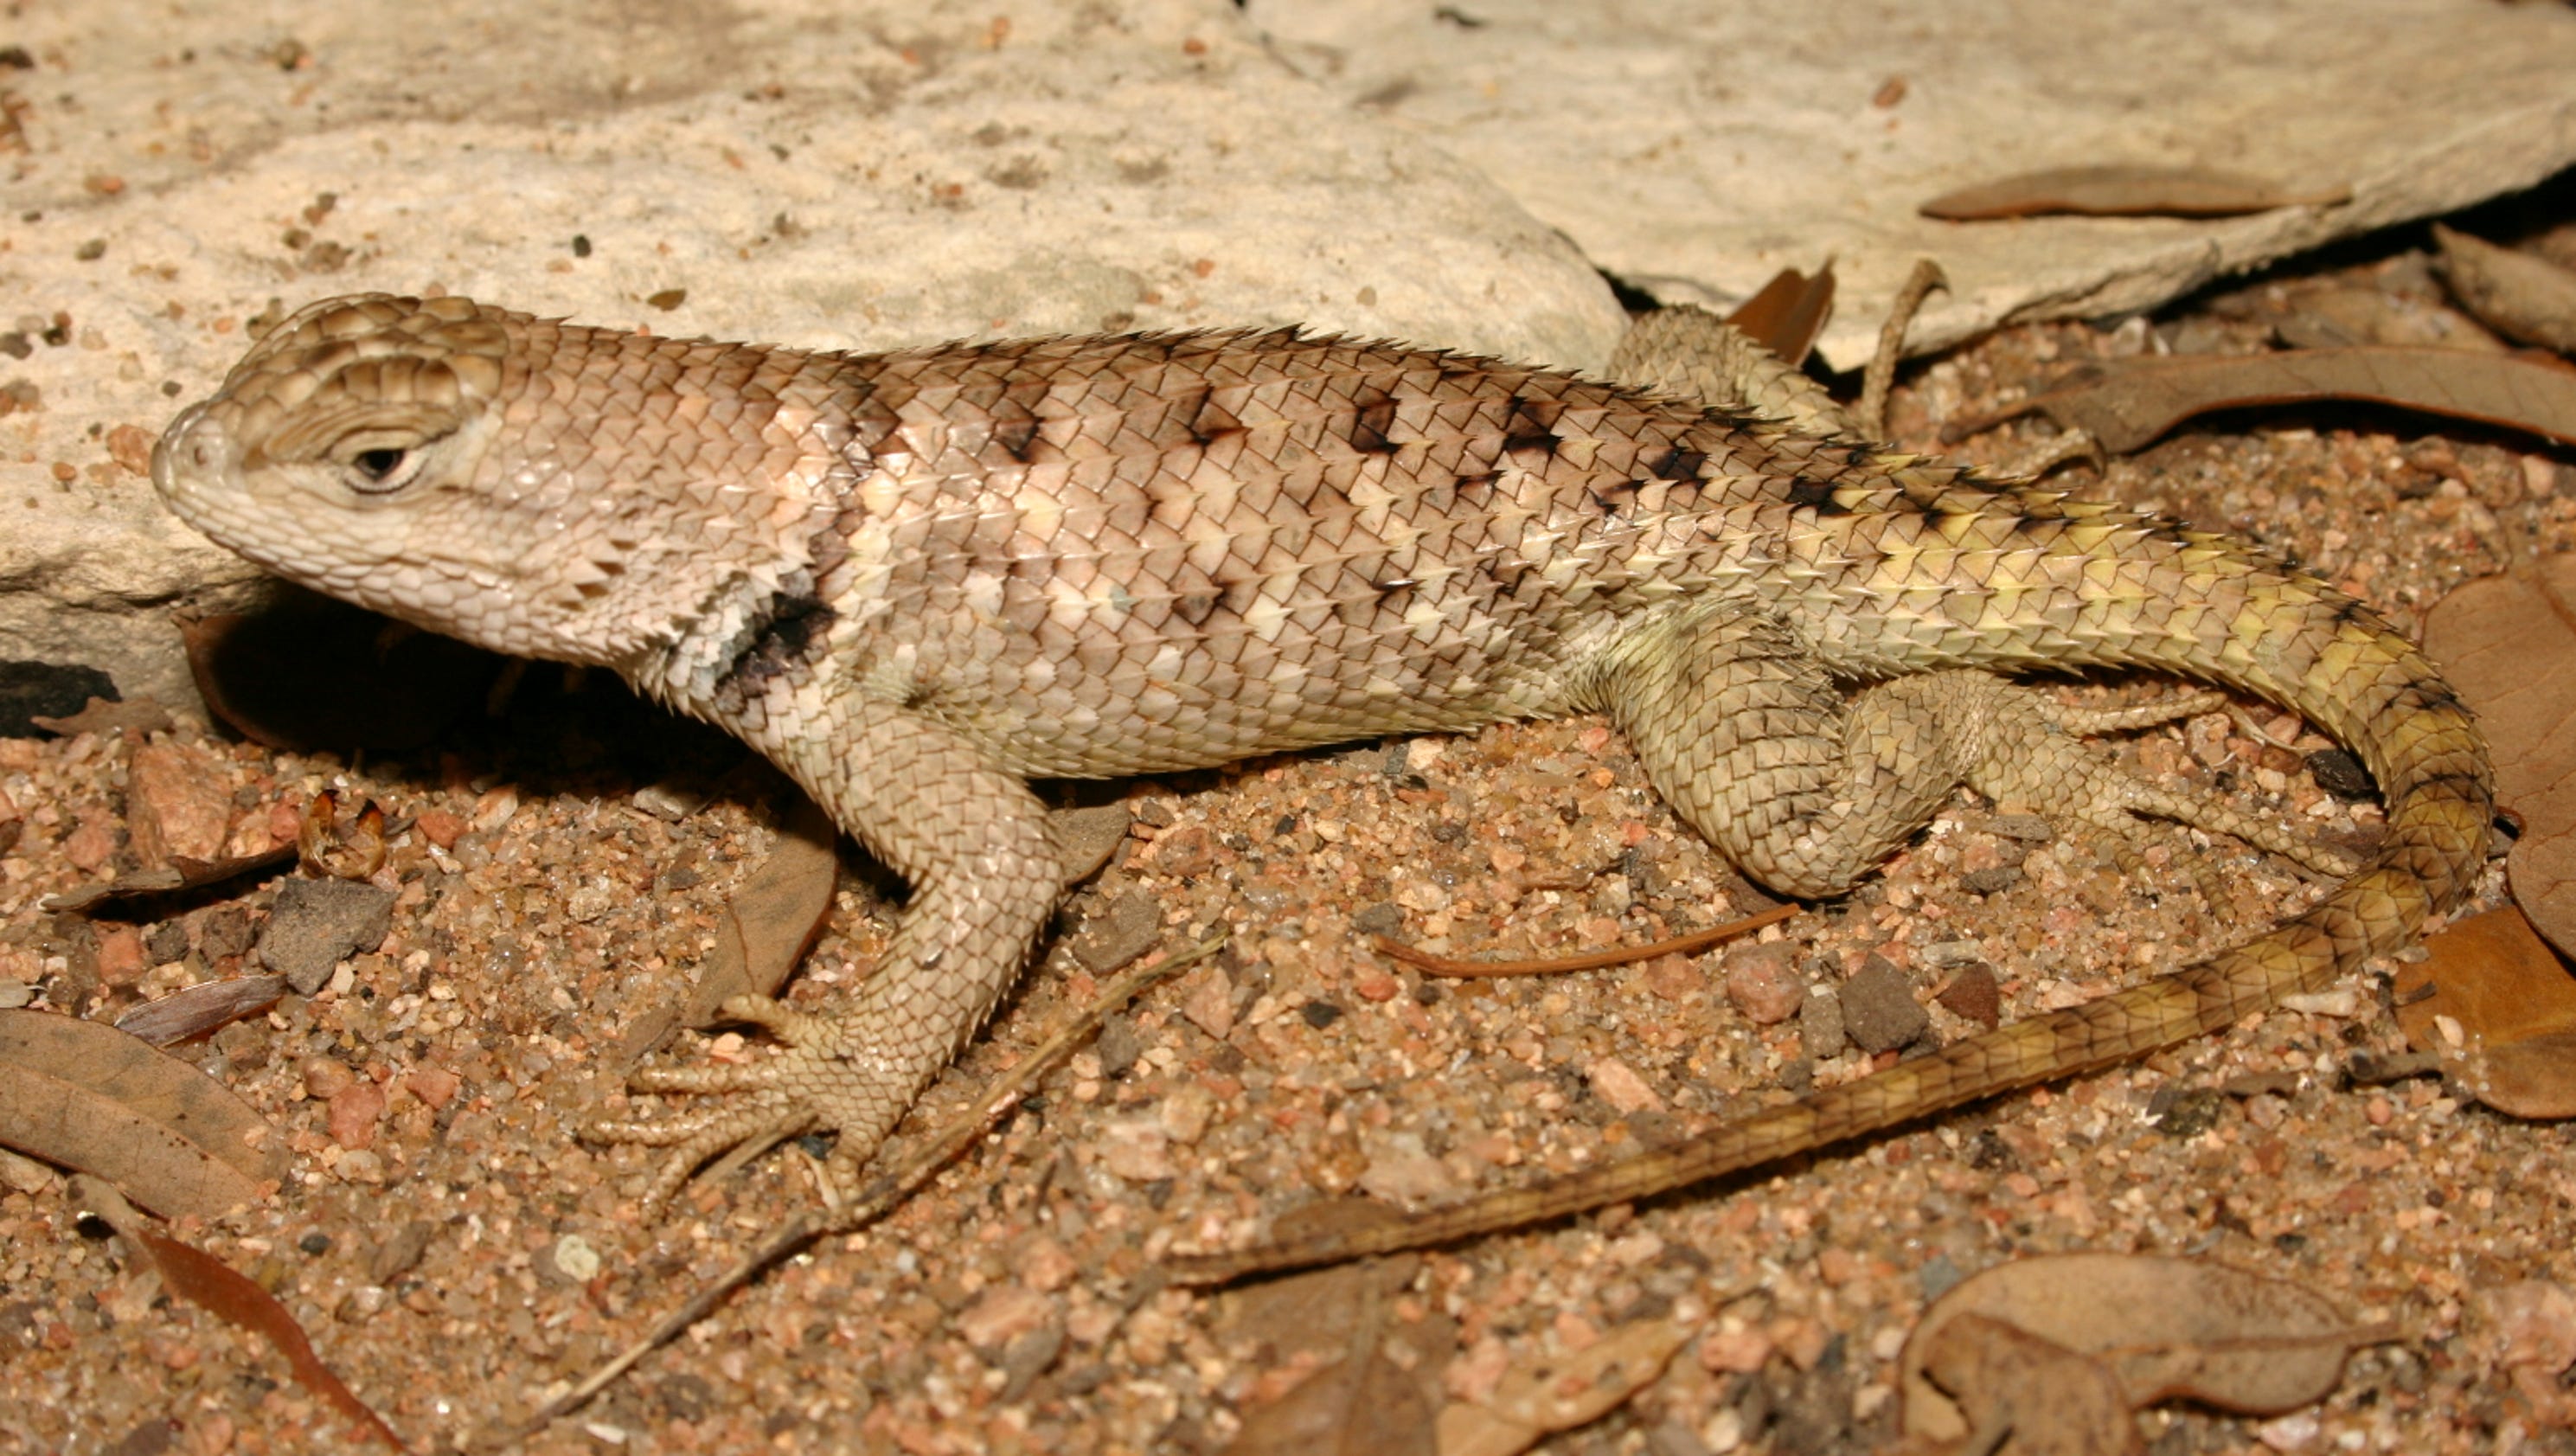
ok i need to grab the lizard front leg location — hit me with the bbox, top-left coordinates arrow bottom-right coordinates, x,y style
591,694 -> 1062,1211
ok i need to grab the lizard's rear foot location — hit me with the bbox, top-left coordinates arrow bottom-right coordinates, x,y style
1963,678 -> 2365,881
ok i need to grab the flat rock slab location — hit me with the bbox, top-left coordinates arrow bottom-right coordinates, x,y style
7,0 -> 2576,704
1249,0 -> 2576,369
1,0 -> 1624,709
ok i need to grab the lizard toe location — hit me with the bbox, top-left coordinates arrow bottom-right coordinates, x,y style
593,1089 -> 821,1214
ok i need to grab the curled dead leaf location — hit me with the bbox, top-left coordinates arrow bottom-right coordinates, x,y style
1947,347 -> 2576,454
2395,908 -> 2576,1119
74,1176 -> 402,1447
1914,1312 -> 2140,1456
1223,1350 -> 1436,1456
1921,164 -> 2348,220
1901,1253 -> 2391,1447
1219,1254 -> 1426,1370
0,1009 -> 286,1219
298,791 -> 388,882
682,793 -> 842,1025
2436,224 -> 2576,355
1723,264 -> 1837,366
113,974 -> 291,1048
2422,555 -> 2576,958
1438,1318 -> 1697,1456
29,695 -> 176,738
44,843 -> 296,913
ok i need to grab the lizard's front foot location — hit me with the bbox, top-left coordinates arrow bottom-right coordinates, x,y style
589,994 -> 876,1214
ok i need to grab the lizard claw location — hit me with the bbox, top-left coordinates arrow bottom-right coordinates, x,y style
590,993 -> 862,1214
590,1094 -> 823,1214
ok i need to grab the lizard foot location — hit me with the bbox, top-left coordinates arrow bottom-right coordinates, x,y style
1974,680 -> 2366,881
592,993 -> 877,1214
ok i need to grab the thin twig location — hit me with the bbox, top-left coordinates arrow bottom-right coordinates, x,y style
1376,901 -> 1798,977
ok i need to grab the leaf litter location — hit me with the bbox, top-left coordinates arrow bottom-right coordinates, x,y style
1899,1254 -> 2395,1454
1921,164 -> 2350,221
0,1009 -> 285,1220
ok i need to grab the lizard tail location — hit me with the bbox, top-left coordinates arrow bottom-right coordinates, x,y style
1171,499 -> 2492,1284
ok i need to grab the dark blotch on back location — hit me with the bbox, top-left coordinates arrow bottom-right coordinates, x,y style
1503,396 -> 1560,457
1592,478 -> 1642,518
1348,388 -> 1402,455
841,374 -> 907,457
1785,478 -> 1849,516
1186,388 -> 1244,446
2395,677 -> 2467,717
990,400 -> 1041,462
1651,446 -> 1705,482
1175,590 -> 1223,628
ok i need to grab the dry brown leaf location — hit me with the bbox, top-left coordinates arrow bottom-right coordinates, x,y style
2483,1280 -> 2576,1427
1950,347 -> 2576,453
298,791 -> 388,882
43,843 -> 296,913
2422,555 -> 2576,957
1219,1256 -> 1422,1367
682,794 -> 842,1023
28,695 -> 177,738
113,974 -> 291,1048
2395,908 -> 2576,1119
1222,1350 -> 1437,1456
1901,1254 -> 2385,1444
2268,279 -> 2509,355
1437,1318 -> 1697,1456
1723,265 -> 1836,367
74,1176 -> 403,1448
1913,1312 -> 2141,1456
1920,164 -> 2349,220
0,1010 -> 286,1219
2436,224 -> 2576,355
1259,1194 -> 1423,1255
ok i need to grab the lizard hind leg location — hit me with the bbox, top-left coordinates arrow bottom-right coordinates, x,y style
1598,609 -> 2355,904
1596,604 -> 1971,901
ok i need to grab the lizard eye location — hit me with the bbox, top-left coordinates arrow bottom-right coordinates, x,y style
338,443 -> 423,495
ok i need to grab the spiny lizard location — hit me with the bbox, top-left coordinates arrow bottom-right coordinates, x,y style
150,293 -> 2491,1279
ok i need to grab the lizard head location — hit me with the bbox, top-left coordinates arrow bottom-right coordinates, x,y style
154,293 -> 848,674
